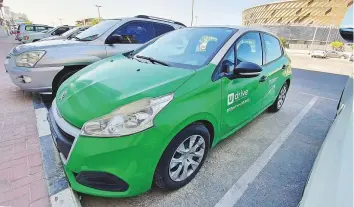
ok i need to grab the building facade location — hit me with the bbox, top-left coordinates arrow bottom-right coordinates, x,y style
242,0 -> 353,51
243,0 -> 353,27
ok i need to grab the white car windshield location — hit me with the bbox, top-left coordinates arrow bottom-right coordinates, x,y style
60,27 -> 78,37
75,20 -> 120,41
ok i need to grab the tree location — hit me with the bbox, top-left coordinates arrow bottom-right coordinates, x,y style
330,41 -> 344,51
89,18 -> 101,26
279,37 -> 289,48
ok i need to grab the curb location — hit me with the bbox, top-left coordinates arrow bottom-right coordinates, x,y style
32,93 -> 82,207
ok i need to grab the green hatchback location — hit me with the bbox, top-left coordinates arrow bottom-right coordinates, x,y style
49,26 -> 292,197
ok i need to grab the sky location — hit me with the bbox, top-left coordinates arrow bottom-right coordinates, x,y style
4,0 -> 353,27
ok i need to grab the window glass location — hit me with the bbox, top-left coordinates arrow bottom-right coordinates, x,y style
222,48 -> 235,73
35,26 -> 46,32
135,27 -> 236,69
112,21 -> 154,44
236,32 -> 262,65
76,19 -> 120,41
263,33 -> 282,63
153,23 -> 174,37
55,27 -> 70,35
25,26 -> 34,31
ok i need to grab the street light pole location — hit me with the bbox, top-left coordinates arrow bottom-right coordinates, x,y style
95,5 -> 102,20
191,0 -> 194,26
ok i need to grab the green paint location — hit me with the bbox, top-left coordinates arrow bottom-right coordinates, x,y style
57,52 -> 291,197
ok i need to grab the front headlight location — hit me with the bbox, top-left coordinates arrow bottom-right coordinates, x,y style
16,51 -> 46,67
81,94 -> 174,137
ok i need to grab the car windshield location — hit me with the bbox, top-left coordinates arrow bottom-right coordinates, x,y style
45,27 -> 57,34
75,20 -> 120,41
60,27 -> 78,37
134,27 -> 236,69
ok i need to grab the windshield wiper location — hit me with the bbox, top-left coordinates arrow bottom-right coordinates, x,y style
136,55 -> 170,66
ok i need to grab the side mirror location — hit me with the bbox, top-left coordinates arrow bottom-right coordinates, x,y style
234,62 -> 262,78
51,32 -> 56,36
106,34 -> 123,45
339,28 -> 353,43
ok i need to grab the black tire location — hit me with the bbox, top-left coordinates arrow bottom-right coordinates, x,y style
52,70 -> 79,97
154,123 -> 210,190
268,82 -> 288,112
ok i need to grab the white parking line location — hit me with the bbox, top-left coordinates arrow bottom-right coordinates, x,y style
214,96 -> 319,207
297,91 -> 338,102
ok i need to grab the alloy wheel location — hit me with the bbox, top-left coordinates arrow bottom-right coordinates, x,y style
169,135 -> 206,182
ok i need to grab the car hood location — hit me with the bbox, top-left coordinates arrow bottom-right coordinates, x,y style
56,55 -> 196,128
12,39 -> 86,55
40,35 -> 63,41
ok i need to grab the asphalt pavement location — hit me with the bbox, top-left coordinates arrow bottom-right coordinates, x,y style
37,55 -> 350,207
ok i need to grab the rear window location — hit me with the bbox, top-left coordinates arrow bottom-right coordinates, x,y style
153,23 -> 174,37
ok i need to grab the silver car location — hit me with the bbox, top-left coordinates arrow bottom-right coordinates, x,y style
40,26 -> 90,41
5,15 -> 185,94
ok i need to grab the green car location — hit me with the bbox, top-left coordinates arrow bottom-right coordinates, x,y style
48,26 -> 292,197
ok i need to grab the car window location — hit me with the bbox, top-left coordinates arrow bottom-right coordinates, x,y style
221,48 -> 236,73
35,26 -> 47,32
135,27 -> 236,69
263,33 -> 282,64
111,21 -> 154,44
76,19 -> 120,41
54,27 -> 71,35
153,23 -> 175,37
236,32 -> 263,65
25,26 -> 34,31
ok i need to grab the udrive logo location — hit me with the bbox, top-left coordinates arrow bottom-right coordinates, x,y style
227,90 -> 249,106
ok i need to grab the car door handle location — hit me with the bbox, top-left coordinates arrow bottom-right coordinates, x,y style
259,76 -> 268,82
282,65 -> 288,70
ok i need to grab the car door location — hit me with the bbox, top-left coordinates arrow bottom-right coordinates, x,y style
105,21 -> 155,57
221,32 -> 265,134
260,33 -> 289,109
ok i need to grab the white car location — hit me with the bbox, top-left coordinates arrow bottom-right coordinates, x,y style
21,26 -> 73,43
40,26 -> 90,42
310,50 -> 326,58
299,74 -> 353,207
15,23 -> 53,41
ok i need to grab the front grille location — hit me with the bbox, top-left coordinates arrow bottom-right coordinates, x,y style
58,126 -> 75,142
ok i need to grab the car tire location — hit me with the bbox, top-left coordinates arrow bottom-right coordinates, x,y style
52,69 -> 79,97
154,123 -> 210,190
268,82 -> 288,113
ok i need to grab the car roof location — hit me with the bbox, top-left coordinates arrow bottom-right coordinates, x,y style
187,25 -> 278,37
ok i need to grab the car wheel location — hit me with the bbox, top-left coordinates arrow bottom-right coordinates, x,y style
154,123 -> 210,190
52,69 -> 79,97
268,82 -> 288,112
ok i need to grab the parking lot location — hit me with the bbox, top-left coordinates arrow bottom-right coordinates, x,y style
38,54 -> 350,206
1,39 -> 352,207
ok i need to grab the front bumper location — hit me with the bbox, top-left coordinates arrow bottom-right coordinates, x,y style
48,101 -> 169,197
4,56 -> 63,93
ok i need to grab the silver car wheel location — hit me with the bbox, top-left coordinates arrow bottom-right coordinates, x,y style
277,85 -> 287,109
169,135 -> 206,182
